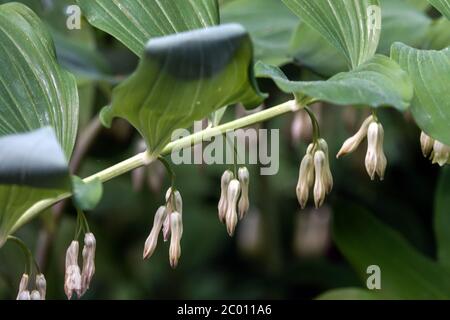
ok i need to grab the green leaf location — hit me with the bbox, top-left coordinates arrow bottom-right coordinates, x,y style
221,0 -> 299,66
422,17 -> 450,50
282,0 -> 381,69
0,3 -> 78,245
428,0 -> 450,20
0,127 -> 69,189
435,167 -> 450,270
77,0 -> 219,57
377,0 -> 431,55
255,55 -> 412,110
316,288 -> 380,300
72,176 -> 103,211
289,22 -> 348,77
101,24 -> 265,155
391,43 -> 450,145
334,202 -> 450,299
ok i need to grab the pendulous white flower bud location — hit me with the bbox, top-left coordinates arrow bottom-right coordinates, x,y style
163,188 -> 183,241
313,151 -> 327,208
432,141 -> 450,166
375,123 -> 387,180
169,211 -> 183,268
296,154 -> 314,209
225,179 -> 241,236
318,139 -> 333,193
218,170 -> 234,223
16,273 -> 29,300
35,274 -> 46,300
30,290 -> 41,300
238,167 -> 250,220
143,206 -> 167,259
81,233 -> 96,296
64,241 -> 82,300
17,290 -> 31,300
337,115 -> 374,158
365,122 -> 379,180
420,131 -> 435,158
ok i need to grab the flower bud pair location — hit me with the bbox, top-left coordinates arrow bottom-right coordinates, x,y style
337,116 -> 387,180
64,232 -> 96,299
296,139 -> 333,209
218,167 -> 250,237
420,132 -> 450,166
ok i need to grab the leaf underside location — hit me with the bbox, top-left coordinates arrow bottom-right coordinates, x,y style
391,43 -> 450,145
101,24 -> 265,155
255,55 -> 412,110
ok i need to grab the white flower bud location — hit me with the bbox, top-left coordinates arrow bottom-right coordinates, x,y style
238,167 -> 250,220
16,273 -> 29,300
225,179 -> 241,236
375,123 -> 387,180
162,214 -> 171,242
17,290 -> 31,300
420,131 -> 435,157
218,170 -> 233,223
432,141 -> 450,166
81,233 -> 96,296
337,115 -> 374,158
296,154 -> 314,209
169,211 -> 183,268
365,122 -> 379,180
143,206 -> 167,259
313,151 -> 326,208
30,290 -> 41,300
318,139 -> 333,193
64,241 -> 82,300
35,274 -> 46,300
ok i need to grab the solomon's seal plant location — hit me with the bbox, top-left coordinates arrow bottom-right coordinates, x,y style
0,0 -> 449,300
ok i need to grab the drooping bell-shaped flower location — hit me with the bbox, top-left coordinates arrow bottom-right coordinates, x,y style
296,153 -> 314,209
218,170 -> 233,223
16,273 -> 29,300
30,290 -> 41,300
337,115 -> 374,158
313,151 -> 327,208
238,167 -> 250,220
420,131 -> 435,157
81,233 -> 96,296
163,188 -> 182,241
35,274 -> 46,300
169,211 -> 183,268
143,206 -> 167,259
225,179 -> 241,236
431,141 -> 450,166
64,241 -> 82,300
365,122 -> 387,180
318,139 -> 333,193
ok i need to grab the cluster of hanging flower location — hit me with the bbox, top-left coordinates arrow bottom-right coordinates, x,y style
16,273 -> 46,300
296,139 -> 333,209
143,187 -> 183,268
420,132 -> 450,166
64,232 -> 96,300
218,167 -> 250,236
337,115 -> 387,180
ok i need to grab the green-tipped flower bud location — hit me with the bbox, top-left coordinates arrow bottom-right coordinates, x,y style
143,206 -> 167,259
313,151 -> 326,208
16,273 -> 29,300
81,233 -> 96,296
337,115 -> 374,158
296,154 -> 314,209
218,170 -> 233,223
318,139 -> 333,193
432,141 -> 450,166
169,211 -> 183,268
64,241 -> 81,300
420,131 -> 435,157
238,167 -> 250,220
225,179 -> 241,236
164,188 -> 182,241
375,123 -> 387,180
365,122 -> 379,180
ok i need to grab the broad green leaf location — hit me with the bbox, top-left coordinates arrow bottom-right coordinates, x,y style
428,0 -> 450,20
289,22 -> 348,77
255,55 -> 412,110
101,24 -> 265,155
334,202 -> 450,299
0,128 -> 70,247
72,176 -> 103,211
0,128 -> 69,189
77,0 -> 219,57
378,0 -> 431,55
422,17 -> 450,50
221,0 -> 299,66
282,0 -> 381,69
0,3 -> 78,245
435,167 -> 450,269
391,43 -> 450,145
316,288 -> 380,300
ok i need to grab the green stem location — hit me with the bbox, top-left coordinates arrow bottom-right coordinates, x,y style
304,106 -> 321,143
6,236 -> 39,274
11,99 -> 299,233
